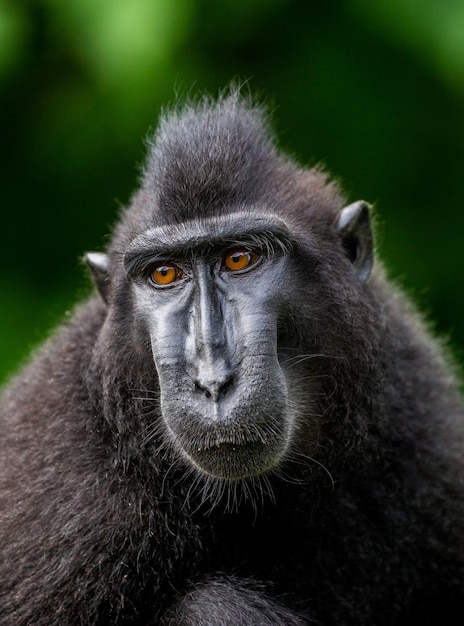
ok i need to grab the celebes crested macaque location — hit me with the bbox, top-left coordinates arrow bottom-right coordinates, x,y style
1,89 -> 463,625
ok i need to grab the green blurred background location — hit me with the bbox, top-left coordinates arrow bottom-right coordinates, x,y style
1,0 -> 464,384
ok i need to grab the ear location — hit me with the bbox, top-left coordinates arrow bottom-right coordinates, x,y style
337,201 -> 373,282
84,252 -> 110,303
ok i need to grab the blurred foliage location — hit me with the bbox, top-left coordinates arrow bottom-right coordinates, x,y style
1,0 -> 464,383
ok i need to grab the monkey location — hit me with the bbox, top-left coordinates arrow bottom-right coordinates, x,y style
1,88 -> 464,626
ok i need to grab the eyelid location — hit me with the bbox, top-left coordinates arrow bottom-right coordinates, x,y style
143,247 -> 263,287
222,248 -> 260,273
149,262 -> 186,287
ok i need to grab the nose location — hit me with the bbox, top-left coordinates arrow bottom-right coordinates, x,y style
191,264 -> 235,401
193,361 -> 233,401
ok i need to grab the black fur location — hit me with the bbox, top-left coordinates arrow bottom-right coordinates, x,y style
1,89 -> 463,625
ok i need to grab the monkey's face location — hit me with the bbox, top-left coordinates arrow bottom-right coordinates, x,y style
116,199 -> 373,482
124,213 -> 296,481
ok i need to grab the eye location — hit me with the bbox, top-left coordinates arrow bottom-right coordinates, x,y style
223,249 -> 259,273
150,264 -> 183,286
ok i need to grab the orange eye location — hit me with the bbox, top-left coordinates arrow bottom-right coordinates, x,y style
223,249 -> 258,272
151,265 -> 178,285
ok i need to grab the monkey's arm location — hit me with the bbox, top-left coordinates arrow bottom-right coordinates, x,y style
161,576 -> 307,626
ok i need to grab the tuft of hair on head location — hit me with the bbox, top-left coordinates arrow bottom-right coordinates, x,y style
140,84 -> 282,223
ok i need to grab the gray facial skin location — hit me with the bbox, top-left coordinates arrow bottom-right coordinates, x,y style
119,203 -> 371,481
124,213 -> 296,480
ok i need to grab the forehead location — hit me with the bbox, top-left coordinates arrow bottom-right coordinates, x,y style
125,212 -> 293,258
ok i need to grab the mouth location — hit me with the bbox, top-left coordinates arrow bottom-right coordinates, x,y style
175,428 -> 289,481
160,371 -> 292,481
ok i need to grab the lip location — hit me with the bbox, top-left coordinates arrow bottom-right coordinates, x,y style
179,435 -> 288,481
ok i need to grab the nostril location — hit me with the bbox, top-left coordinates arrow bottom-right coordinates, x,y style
194,375 -> 233,401
194,381 -> 212,399
221,375 -> 233,396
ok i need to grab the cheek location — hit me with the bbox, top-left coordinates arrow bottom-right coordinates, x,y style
143,306 -> 191,373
